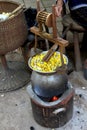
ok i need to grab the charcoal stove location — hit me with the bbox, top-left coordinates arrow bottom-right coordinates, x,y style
27,82 -> 74,128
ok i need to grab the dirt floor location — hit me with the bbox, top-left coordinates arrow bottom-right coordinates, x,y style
0,0 -> 87,130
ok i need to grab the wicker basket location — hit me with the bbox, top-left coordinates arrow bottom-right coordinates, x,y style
0,0 -> 28,55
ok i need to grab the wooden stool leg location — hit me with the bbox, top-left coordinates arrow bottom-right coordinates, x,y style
73,32 -> 82,71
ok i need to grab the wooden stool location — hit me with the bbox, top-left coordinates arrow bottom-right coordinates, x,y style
62,14 -> 86,71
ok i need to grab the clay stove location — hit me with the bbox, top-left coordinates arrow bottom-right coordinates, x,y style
27,82 -> 74,128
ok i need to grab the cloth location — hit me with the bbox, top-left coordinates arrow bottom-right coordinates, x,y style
63,0 -> 87,47
63,0 -> 87,27
63,0 -> 87,10
70,7 -> 87,28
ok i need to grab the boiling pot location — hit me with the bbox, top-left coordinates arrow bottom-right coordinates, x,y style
31,71 -> 68,98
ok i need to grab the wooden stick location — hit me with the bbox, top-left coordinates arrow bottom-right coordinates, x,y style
9,4 -> 24,17
37,0 -> 40,12
60,46 -> 65,66
52,5 -> 58,38
34,35 -> 38,52
42,44 -> 58,62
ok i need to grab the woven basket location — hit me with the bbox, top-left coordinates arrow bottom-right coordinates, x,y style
0,0 -> 28,55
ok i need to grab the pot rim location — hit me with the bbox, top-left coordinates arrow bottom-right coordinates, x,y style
28,51 -> 68,74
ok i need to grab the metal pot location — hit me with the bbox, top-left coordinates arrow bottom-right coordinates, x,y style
31,71 -> 68,98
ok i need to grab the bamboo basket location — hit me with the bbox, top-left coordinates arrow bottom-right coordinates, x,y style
0,0 -> 28,55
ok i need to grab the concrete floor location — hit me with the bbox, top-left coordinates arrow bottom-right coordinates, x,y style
0,0 -> 87,130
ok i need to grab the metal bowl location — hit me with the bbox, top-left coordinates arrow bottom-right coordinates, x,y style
28,51 -> 68,74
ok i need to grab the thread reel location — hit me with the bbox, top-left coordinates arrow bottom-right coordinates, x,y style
36,11 -> 52,27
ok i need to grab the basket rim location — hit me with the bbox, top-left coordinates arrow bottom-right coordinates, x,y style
0,0 -> 24,23
0,0 -> 21,6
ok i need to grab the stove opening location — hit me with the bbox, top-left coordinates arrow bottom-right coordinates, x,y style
50,96 -> 59,101
38,94 -> 62,102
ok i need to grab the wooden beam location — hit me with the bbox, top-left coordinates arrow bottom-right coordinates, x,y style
30,26 -> 69,47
